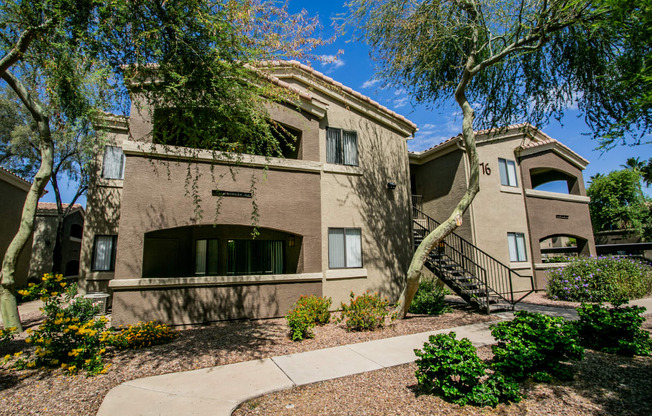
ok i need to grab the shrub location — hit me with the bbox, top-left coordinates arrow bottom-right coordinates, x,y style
575,302 -> 652,356
18,280 -> 110,376
546,256 -> 652,303
286,295 -> 332,341
108,321 -> 179,349
491,311 -> 584,381
415,332 -> 521,407
0,326 -> 16,346
339,291 -> 392,332
408,280 -> 452,315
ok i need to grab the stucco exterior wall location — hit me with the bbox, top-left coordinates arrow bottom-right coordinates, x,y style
410,149 -> 474,242
0,175 -> 32,289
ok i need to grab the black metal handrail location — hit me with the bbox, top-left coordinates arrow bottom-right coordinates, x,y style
413,207 -> 534,311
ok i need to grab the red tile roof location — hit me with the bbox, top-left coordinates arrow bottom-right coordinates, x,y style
0,166 -> 32,186
37,202 -> 84,212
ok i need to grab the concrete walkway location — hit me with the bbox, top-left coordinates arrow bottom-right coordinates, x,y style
97,299 -> 652,416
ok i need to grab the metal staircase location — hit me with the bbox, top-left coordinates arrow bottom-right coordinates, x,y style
413,207 -> 533,313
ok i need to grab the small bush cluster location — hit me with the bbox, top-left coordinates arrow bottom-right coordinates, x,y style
575,302 -> 652,356
108,321 -> 179,349
0,326 -> 16,346
415,332 -> 521,407
286,295 -> 332,341
15,276 -> 110,375
491,311 -> 584,382
408,280 -> 451,315
546,256 -> 652,303
339,291 -> 394,332
3,273 -> 180,376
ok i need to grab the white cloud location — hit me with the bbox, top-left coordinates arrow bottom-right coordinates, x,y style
393,96 -> 408,108
319,55 -> 345,72
394,88 -> 406,96
409,130 -> 451,151
361,78 -> 381,89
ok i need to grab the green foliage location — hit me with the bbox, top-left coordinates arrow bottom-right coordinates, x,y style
546,256 -> 652,302
10,277 -> 111,376
339,291 -> 393,332
0,326 -> 16,346
575,303 -> 652,356
491,311 -> 584,381
587,169 -> 652,238
285,295 -> 332,341
108,321 -> 179,350
408,280 -> 452,315
415,332 -> 521,407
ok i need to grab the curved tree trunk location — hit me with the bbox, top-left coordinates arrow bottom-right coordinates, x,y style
0,71 -> 52,331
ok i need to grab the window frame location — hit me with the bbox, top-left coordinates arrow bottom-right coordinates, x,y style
507,232 -> 528,262
91,235 -> 117,272
194,238 -> 219,276
328,228 -> 363,269
326,127 -> 358,166
498,158 -> 518,187
102,145 -> 125,180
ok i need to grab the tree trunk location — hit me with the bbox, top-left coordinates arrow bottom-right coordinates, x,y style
0,72 -> 53,331
395,66 -> 480,318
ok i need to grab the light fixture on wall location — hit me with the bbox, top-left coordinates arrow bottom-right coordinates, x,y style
387,182 -> 397,190
288,235 -> 295,247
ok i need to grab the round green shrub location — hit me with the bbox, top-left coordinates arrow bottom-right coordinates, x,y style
490,311 -> 584,381
339,291 -> 391,332
575,302 -> 652,356
415,332 -> 521,407
408,280 -> 452,315
285,295 -> 332,341
546,256 -> 652,303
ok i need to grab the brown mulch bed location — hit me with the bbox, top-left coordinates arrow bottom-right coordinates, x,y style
234,316 -> 652,416
0,304 -> 495,416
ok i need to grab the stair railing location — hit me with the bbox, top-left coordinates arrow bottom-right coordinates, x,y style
413,207 -> 534,309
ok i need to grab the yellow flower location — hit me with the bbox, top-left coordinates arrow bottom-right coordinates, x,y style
26,362 -> 36,368
25,338 -> 32,344
3,354 -> 10,361
51,359 -> 59,365
25,328 -> 33,334
13,352 -> 22,357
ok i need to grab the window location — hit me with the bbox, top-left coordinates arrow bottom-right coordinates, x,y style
227,240 -> 283,275
498,158 -> 518,187
328,228 -> 362,268
507,232 -> 527,262
92,235 -> 117,271
195,239 -> 219,275
326,128 -> 358,166
102,146 -> 125,179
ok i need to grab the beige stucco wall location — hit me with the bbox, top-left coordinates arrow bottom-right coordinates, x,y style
0,174 -> 32,289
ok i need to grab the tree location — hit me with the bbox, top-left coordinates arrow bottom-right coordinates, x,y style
621,157 -> 652,186
0,0 -> 324,331
587,169 -> 652,239
344,0 -> 641,317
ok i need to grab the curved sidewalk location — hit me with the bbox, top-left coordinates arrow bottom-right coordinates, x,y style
97,299 -> 651,416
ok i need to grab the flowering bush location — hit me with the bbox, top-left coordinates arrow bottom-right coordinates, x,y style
339,291 -> 394,331
285,295 -> 332,341
5,274 -> 111,375
546,256 -> 652,303
108,321 -> 179,349
0,326 -> 16,346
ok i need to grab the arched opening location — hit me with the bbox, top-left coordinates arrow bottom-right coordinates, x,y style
530,168 -> 580,195
70,223 -> 83,239
539,234 -> 590,263
142,225 -> 303,278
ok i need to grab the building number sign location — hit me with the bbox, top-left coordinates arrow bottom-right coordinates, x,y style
479,162 -> 491,176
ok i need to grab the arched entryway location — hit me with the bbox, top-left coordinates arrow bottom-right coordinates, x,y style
141,224 -> 303,278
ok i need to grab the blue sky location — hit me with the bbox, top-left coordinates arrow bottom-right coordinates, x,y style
40,0 -> 651,206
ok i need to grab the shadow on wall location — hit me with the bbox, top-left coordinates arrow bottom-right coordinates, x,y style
112,280 -> 321,326
342,121 -> 412,301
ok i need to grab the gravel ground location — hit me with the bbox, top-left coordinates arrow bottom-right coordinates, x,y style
233,344 -> 652,416
234,306 -> 652,416
0,304 -> 495,416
